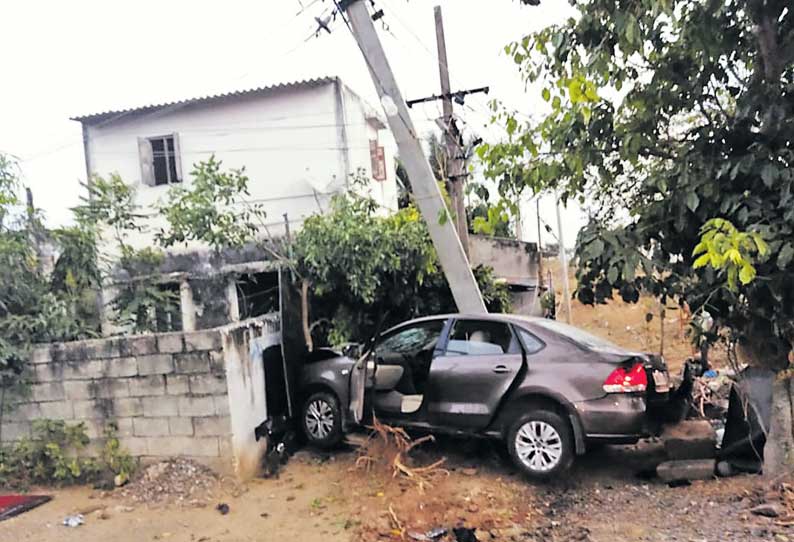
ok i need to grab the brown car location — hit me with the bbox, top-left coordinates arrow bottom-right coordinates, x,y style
297,313 -> 671,480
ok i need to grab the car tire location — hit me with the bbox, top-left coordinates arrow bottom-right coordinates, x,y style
506,409 -> 574,481
301,391 -> 343,449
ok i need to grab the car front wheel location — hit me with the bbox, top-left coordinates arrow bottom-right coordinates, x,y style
506,409 -> 574,480
301,391 -> 343,449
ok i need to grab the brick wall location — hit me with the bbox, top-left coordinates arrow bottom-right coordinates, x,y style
2,328 -> 245,471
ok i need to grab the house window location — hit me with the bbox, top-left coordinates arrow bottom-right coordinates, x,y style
138,133 -> 182,186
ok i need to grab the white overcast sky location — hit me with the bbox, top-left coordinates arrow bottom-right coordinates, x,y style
0,0 -> 584,246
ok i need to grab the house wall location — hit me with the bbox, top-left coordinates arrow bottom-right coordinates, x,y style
84,79 -> 397,251
2,316 -> 279,477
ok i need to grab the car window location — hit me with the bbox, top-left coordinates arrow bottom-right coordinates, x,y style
444,320 -> 520,356
516,327 -> 544,354
375,320 -> 444,360
532,319 -> 619,350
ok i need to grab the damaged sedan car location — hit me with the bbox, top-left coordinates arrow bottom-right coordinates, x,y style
298,314 -> 671,480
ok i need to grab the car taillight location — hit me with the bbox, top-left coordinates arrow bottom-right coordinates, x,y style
603,363 -> 647,393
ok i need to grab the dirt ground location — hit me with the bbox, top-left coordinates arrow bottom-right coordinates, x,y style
545,257 -> 727,374
2,438 -> 787,542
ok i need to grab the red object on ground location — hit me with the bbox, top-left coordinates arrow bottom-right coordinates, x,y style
0,494 -> 52,521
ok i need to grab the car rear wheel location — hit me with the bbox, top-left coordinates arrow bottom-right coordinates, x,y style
301,391 -> 343,449
506,409 -> 574,480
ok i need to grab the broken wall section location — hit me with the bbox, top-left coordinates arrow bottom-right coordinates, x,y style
3,315 -> 278,477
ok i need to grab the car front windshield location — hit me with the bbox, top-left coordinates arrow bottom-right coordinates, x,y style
532,319 -> 621,350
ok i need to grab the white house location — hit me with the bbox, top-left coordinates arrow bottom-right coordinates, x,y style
71,77 -> 398,334
72,76 -> 398,249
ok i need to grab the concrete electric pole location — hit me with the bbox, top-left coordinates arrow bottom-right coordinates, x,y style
340,0 -> 487,314
433,5 -> 469,256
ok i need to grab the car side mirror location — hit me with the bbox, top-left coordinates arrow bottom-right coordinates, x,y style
341,342 -> 362,359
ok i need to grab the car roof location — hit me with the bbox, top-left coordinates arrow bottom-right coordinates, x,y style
382,313 -> 544,336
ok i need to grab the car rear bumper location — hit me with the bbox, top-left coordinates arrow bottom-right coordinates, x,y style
574,393 -> 652,438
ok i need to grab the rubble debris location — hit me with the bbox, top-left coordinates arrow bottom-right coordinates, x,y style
452,526 -> 478,542
407,530 -> 429,541
62,514 -> 84,527
118,458 -> 221,507
720,367 -> 773,474
750,503 -> 782,518
216,503 -> 230,515
656,459 -> 716,482
661,420 -> 717,460
426,526 -> 448,539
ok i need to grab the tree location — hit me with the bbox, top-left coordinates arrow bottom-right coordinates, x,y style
480,1 -> 794,474
294,189 -> 510,346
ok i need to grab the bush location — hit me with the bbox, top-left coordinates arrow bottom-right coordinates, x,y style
0,419 -> 135,489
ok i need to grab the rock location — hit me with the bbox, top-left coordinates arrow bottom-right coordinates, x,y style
216,503 -> 230,515
657,459 -> 716,482
750,503 -> 782,518
113,505 -> 135,513
461,468 -> 478,476
716,460 -> 736,477
661,420 -> 717,460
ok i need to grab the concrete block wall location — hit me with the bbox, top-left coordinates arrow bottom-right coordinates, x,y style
2,315 -> 279,476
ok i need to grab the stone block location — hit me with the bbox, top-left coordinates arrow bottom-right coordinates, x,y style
5,403 -> 42,422
128,335 -> 158,356
34,363 -> 64,382
174,352 -> 210,374
218,436 -> 234,458
178,396 -> 215,417
73,399 -> 104,419
119,437 -> 149,456
1,422 -> 31,441
128,375 -> 166,397
64,380 -> 94,400
657,459 -> 716,482
209,351 -> 226,375
103,357 -> 138,378
137,354 -> 174,376
184,330 -> 222,352
214,396 -> 230,416
133,417 -> 170,437
62,360 -> 104,380
39,401 -> 75,419
189,374 -> 227,396
58,338 -> 120,361
193,416 -> 231,437
31,382 -> 65,402
166,375 -> 189,395
30,346 -> 52,364
662,420 -> 717,460
90,379 -> 130,399
142,396 -> 178,417
114,417 -> 134,437
113,397 -> 143,417
168,417 -> 194,436
81,419 -> 107,439
157,333 -> 185,354
145,436 -> 219,457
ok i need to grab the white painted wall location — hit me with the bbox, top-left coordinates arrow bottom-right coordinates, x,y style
84,79 -> 398,252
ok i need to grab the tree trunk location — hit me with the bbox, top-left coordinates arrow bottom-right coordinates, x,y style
764,376 -> 794,477
301,280 -> 313,352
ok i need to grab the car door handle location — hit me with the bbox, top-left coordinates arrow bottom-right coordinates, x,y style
493,365 -> 510,374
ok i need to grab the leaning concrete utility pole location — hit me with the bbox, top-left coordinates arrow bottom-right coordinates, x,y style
341,0 -> 486,313
433,5 -> 470,256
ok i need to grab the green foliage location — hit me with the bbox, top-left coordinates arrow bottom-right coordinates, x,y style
482,0 -> 794,353
294,191 -> 510,345
0,420 -> 135,489
114,248 -> 179,333
692,219 -> 768,291
156,155 -> 265,250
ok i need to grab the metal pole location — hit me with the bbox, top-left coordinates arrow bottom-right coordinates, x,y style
434,5 -> 470,257
343,0 -> 486,313
555,195 -> 573,323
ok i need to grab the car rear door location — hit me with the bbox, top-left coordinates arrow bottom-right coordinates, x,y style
425,318 -> 524,430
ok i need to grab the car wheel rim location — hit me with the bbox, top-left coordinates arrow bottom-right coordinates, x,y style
515,420 -> 563,472
305,399 -> 334,440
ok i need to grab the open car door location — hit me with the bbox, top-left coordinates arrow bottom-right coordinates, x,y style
348,353 -> 369,424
